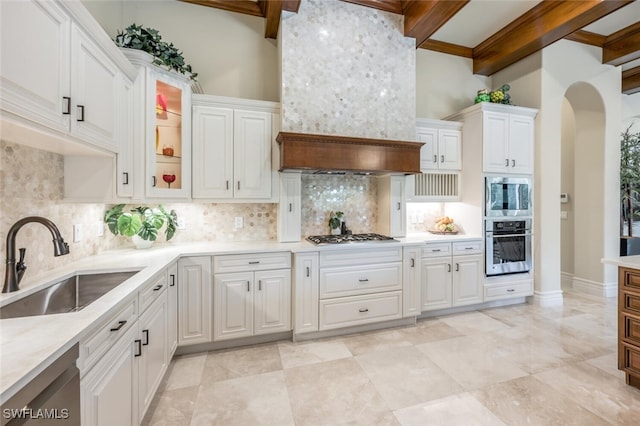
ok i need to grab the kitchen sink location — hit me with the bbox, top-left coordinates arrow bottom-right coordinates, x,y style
0,271 -> 139,319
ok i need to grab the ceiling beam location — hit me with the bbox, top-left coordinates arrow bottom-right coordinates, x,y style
565,30 -> 607,47
419,39 -> 472,58
603,22 -> 640,66
473,0 -> 633,76
341,0 -> 404,15
179,0 -> 263,17
259,0 -> 283,39
403,0 -> 469,48
623,66 -> 640,95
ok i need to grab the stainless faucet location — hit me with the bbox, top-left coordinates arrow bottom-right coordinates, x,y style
3,217 -> 70,293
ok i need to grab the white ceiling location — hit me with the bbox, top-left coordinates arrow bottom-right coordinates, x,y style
582,1 -> 640,35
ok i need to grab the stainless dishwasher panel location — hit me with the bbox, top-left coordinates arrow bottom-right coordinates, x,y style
1,343 -> 80,425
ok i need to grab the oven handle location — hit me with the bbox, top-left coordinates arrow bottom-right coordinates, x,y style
486,232 -> 532,238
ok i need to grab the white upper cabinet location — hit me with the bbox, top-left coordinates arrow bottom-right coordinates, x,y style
416,118 -> 462,171
192,95 -> 280,201
0,0 -> 135,154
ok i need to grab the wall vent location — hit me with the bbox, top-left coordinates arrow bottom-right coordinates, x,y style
409,173 -> 460,201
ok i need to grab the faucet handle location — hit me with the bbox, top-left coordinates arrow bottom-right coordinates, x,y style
16,248 -> 27,283
18,247 -> 26,264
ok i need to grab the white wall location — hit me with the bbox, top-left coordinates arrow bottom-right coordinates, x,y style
560,98 -> 575,277
84,0 -> 279,102
416,50 -> 492,119
623,93 -> 640,130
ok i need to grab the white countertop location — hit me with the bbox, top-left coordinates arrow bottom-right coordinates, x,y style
0,234 -> 481,403
602,255 -> 640,270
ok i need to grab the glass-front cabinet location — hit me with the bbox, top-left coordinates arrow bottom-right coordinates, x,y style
146,70 -> 191,198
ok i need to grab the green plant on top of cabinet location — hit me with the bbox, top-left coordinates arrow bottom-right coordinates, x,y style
192,95 -> 280,200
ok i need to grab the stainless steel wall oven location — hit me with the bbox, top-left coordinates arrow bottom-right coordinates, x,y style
485,218 -> 532,276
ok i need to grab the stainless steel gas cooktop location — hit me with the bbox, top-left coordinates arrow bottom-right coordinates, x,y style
306,233 -> 397,245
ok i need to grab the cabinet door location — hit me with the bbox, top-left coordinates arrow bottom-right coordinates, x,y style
403,247 -> 421,317
146,71 -> 192,199
233,110 -> 272,199
389,175 -> 406,237
279,173 -> 302,242
81,325 -> 138,426
138,291 -> 168,421
293,253 -> 319,334
483,111 -> 509,173
70,24 -> 119,152
0,0 -> 71,133
452,254 -> 483,306
421,258 -> 452,311
167,262 -> 178,358
192,106 -> 234,198
508,114 -> 534,174
417,127 -> 438,171
438,129 -> 462,170
254,269 -> 291,335
117,75 -> 134,197
178,256 -> 212,346
214,272 -> 254,340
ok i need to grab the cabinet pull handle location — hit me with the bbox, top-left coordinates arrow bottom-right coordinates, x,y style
410,258 -> 415,268
507,288 -> 515,292
289,203 -> 293,212
247,281 -> 250,292
134,339 -> 142,357
433,155 -> 437,163
110,320 -> 127,332
170,274 -> 176,286
152,176 -> 157,187
358,278 -> 369,283
441,155 -> 445,163
258,280 -> 262,291
505,158 -> 509,167
447,264 -> 451,272
306,266 -> 310,277
153,284 -> 163,291
237,181 -> 240,190
62,96 -> 71,114
359,308 -> 369,313
142,329 -> 149,346
432,249 -> 441,252
77,105 -> 85,122
455,263 -> 459,272
249,261 -> 260,265
511,159 -> 516,167
397,202 -> 401,210
465,247 -> 474,250
226,180 -> 229,190
123,172 -> 129,185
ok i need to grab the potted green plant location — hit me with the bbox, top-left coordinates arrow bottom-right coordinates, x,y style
104,204 -> 178,249
328,211 -> 344,235
114,24 -> 198,81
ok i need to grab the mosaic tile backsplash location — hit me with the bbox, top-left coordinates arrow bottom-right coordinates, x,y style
280,0 -> 416,140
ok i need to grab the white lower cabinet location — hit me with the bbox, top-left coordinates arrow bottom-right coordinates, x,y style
293,252 -> 319,334
421,241 -> 483,311
402,246 -> 421,317
81,270 -> 170,426
177,256 -> 213,346
213,252 -> 292,341
167,262 -> 178,357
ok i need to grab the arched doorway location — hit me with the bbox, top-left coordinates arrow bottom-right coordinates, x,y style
561,82 -> 614,296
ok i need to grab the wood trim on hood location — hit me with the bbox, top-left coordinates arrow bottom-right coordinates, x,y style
276,132 -> 423,174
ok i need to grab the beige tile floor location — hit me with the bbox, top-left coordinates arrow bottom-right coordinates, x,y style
142,290 -> 640,425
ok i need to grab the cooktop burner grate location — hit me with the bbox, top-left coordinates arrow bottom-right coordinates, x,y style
306,233 -> 397,245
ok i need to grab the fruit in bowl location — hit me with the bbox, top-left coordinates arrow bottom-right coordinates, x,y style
433,216 -> 456,233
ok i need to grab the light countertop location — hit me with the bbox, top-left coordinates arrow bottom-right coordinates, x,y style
602,255 -> 640,270
0,234 -> 482,403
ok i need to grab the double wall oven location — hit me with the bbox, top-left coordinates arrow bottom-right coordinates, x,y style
485,176 -> 533,276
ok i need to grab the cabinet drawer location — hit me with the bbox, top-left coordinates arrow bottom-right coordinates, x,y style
422,243 -> 451,258
78,297 -> 137,374
319,291 -> 402,331
319,247 -> 402,268
319,263 -> 402,298
622,268 -> 640,293
139,271 -> 167,314
624,314 -> 640,347
452,240 -> 483,255
484,280 -> 533,301
214,252 -> 291,273
621,341 -> 640,377
623,292 -> 640,316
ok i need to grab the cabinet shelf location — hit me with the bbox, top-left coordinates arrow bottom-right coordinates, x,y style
155,154 -> 182,164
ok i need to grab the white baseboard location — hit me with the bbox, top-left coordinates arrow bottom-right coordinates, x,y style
560,272 -> 573,289
531,289 -> 564,307
571,276 -> 617,298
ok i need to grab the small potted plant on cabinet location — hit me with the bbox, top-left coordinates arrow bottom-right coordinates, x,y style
104,204 -> 178,249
